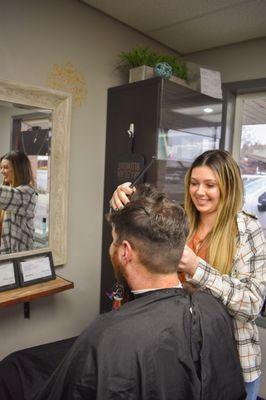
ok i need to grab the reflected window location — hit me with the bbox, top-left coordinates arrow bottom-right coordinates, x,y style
235,94 -> 266,237
157,126 -> 220,203
156,97 -> 222,202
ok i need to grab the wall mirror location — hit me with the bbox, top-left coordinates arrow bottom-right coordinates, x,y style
0,80 -> 71,265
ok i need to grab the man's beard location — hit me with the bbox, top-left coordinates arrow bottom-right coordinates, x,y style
111,247 -> 130,293
111,247 -> 125,283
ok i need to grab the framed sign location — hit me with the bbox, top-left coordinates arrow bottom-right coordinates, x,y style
0,261 -> 19,292
16,252 -> 55,287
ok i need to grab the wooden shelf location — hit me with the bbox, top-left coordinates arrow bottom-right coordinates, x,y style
0,276 -> 74,309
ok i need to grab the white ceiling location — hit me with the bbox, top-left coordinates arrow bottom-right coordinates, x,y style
80,0 -> 266,54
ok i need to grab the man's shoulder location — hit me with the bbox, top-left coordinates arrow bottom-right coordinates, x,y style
192,290 -> 225,309
81,304 -> 143,336
191,291 -> 233,326
84,290 -> 190,340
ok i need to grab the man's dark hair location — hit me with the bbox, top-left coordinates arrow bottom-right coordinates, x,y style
107,184 -> 188,274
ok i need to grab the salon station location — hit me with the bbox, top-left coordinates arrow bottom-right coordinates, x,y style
0,0 -> 265,399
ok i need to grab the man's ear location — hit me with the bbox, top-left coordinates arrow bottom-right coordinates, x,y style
119,240 -> 133,265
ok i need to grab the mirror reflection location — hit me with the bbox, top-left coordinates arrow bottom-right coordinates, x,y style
0,101 -> 51,254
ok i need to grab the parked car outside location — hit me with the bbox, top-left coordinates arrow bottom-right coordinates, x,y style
258,192 -> 266,212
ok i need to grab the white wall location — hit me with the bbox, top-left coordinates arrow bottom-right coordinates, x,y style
0,0 -> 179,358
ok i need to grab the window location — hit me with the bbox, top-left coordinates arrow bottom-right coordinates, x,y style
233,93 -> 266,237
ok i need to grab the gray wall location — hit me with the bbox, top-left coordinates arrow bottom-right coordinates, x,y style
185,37 -> 266,83
0,105 -> 34,156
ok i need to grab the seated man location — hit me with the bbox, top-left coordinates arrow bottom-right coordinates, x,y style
1,184 -> 246,400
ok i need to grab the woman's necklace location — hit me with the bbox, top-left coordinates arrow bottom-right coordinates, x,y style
193,225 -> 210,255
193,233 -> 206,254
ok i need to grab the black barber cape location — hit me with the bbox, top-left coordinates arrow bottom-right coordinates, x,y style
32,288 -> 245,400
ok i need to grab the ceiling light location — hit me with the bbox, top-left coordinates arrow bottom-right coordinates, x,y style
203,107 -> 214,113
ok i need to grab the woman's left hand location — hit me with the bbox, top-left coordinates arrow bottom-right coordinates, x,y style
178,245 -> 199,277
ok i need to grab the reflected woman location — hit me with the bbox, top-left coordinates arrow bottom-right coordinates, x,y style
0,150 -> 37,254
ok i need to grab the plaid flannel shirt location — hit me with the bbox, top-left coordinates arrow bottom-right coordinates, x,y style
187,211 -> 266,383
0,184 -> 37,254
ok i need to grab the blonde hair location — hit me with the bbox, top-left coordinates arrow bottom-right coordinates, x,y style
184,150 -> 243,275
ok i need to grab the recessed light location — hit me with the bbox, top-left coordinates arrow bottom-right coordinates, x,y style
203,107 -> 214,113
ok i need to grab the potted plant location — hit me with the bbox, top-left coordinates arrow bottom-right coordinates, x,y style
117,45 -> 188,85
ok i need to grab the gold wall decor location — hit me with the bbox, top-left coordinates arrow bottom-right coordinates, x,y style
47,62 -> 87,107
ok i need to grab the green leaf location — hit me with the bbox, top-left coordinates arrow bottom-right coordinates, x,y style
117,45 -> 187,80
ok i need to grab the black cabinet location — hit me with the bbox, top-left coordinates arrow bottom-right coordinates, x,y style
100,77 -> 222,312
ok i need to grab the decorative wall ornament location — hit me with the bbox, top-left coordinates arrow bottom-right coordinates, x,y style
47,62 -> 87,107
154,62 -> 173,79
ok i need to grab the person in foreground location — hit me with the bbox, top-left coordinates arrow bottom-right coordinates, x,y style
33,184 -> 245,400
111,150 -> 266,400
0,150 -> 37,253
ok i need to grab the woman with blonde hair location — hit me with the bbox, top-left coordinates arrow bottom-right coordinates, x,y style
179,149 -> 265,400
0,150 -> 37,254
110,149 -> 266,400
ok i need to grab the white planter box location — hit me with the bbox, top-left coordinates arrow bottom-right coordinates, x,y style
169,75 -> 190,88
129,65 -> 154,83
129,65 -> 189,89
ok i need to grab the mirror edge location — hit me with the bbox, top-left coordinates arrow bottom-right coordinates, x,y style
0,79 -> 72,266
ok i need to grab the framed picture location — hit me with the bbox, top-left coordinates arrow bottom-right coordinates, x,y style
0,260 -> 19,292
16,251 -> 56,287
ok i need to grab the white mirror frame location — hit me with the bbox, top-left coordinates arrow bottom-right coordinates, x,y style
0,79 -> 71,265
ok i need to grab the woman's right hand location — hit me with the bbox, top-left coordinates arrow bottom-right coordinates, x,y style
110,182 -> 135,210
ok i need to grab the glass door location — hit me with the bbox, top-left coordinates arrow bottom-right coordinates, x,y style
157,94 -> 222,203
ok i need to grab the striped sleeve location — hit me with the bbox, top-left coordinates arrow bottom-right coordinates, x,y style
0,186 -> 35,216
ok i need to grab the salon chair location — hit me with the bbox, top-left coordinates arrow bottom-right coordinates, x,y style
0,336 -> 77,400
